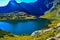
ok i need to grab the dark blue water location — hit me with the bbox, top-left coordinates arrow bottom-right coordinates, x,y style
0,19 -> 50,35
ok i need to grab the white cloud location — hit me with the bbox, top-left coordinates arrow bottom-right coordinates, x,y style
0,0 -> 10,7
15,0 -> 37,3
0,0 -> 37,7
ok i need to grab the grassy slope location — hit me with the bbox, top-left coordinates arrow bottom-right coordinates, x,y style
40,5 -> 60,19
40,4 -> 60,28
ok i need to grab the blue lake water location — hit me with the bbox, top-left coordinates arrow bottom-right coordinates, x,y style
0,19 -> 50,35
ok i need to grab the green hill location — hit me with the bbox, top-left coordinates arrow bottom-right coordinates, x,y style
40,3 -> 60,19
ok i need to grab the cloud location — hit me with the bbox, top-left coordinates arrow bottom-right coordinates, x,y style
0,0 -> 10,7
0,0 -> 37,7
15,0 -> 37,3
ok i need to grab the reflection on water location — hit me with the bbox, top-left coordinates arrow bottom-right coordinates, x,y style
0,19 -> 50,35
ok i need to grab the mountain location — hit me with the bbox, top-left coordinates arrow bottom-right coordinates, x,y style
0,0 -> 54,16
40,1 -> 60,19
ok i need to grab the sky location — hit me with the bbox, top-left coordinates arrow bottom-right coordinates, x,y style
15,0 -> 37,3
0,0 -> 37,7
0,0 -> 10,7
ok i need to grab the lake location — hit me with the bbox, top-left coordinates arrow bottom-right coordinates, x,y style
0,19 -> 50,35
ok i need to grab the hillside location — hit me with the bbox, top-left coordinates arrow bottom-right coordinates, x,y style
40,4 -> 60,19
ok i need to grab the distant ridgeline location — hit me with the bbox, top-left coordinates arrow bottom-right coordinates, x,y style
0,0 -> 54,16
